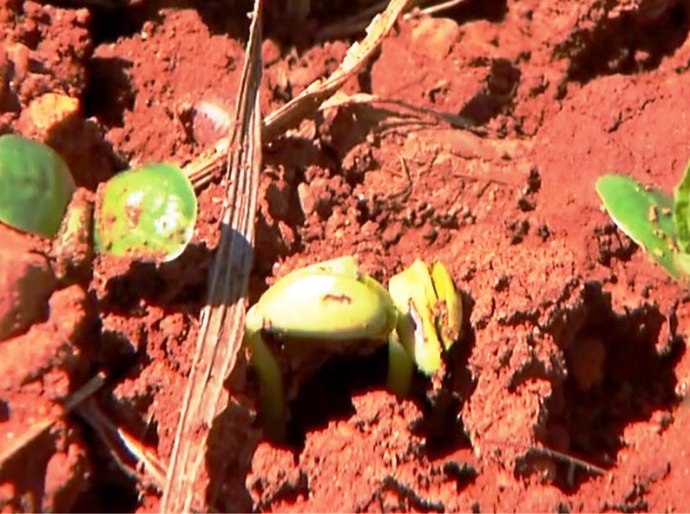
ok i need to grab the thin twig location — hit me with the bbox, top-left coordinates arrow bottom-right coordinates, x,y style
410,0 -> 468,17
263,0 -> 411,141
319,92 -> 479,132
316,0 -> 468,40
184,137 -> 231,190
75,400 -> 207,511
315,0 -> 389,40
525,446 -> 606,476
76,399 -> 167,488
483,438 -> 607,477
386,154 -> 413,202
0,372 -> 105,468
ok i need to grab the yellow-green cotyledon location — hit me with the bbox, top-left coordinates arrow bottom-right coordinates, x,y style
244,255 -> 462,441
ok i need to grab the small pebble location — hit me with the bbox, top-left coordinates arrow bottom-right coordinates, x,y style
297,182 -> 315,216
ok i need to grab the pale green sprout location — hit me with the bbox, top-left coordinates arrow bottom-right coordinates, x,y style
245,256 -> 462,441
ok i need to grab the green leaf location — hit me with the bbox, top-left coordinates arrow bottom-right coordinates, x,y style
0,134 -> 75,238
94,163 -> 197,262
388,259 -> 445,375
673,159 -> 690,254
595,174 -> 681,279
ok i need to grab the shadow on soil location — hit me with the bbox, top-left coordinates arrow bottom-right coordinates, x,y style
71,419 -> 140,513
414,289 -> 477,458
443,0 -> 508,24
95,222 -> 257,314
205,390 -> 257,512
285,346 -> 391,445
563,1 -> 690,82
545,282 -> 685,491
0,431 -> 63,512
459,57 -> 521,126
84,57 -> 136,129
82,0 -> 244,44
284,290 -> 477,463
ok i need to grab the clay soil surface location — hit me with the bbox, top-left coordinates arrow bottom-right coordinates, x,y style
2,0 -> 690,511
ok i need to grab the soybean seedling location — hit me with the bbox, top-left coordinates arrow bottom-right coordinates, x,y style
0,134 -> 198,265
0,134 -> 76,238
595,158 -> 690,280
244,255 -> 462,441
94,163 -> 197,262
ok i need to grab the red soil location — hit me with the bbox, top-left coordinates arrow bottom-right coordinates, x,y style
1,0 -> 690,511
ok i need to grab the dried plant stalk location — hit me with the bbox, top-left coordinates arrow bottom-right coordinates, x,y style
263,0 -> 410,140
160,1 -> 264,512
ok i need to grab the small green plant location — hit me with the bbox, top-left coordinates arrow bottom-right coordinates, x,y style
595,159 -> 690,280
244,255 -> 462,441
0,134 -> 197,264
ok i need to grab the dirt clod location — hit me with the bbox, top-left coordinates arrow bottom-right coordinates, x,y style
0,225 -> 55,342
